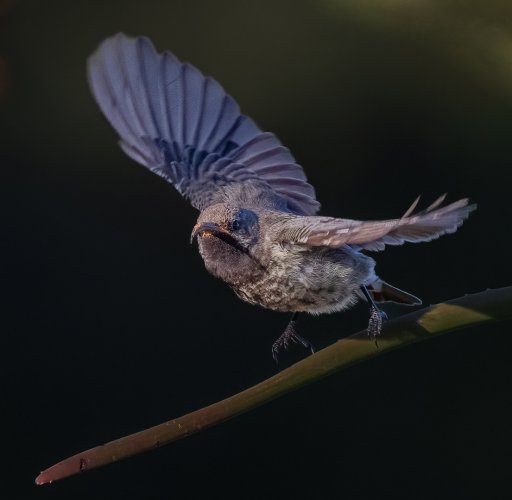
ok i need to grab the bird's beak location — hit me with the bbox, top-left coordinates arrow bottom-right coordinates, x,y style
190,221 -> 250,255
190,222 -> 229,244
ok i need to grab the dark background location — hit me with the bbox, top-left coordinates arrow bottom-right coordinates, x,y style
2,1 -> 512,498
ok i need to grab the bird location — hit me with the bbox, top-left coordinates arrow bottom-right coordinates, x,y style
87,33 -> 476,361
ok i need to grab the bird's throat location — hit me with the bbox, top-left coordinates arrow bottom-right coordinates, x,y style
197,235 -> 264,285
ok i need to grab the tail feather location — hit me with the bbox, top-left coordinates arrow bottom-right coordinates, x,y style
369,279 -> 421,306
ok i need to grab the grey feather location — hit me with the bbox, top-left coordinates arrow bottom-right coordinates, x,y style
272,197 -> 476,251
87,33 -> 319,214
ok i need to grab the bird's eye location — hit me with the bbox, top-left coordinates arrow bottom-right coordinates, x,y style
230,209 -> 257,233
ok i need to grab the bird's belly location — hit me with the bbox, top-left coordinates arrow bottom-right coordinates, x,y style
232,246 -> 376,315
233,276 -> 350,314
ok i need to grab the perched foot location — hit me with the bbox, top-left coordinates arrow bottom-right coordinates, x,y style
361,285 -> 388,345
272,319 -> 314,363
367,306 -> 388,345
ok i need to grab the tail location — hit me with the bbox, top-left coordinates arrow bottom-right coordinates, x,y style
368,279 -> 421,306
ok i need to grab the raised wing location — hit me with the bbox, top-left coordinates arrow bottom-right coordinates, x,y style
87,33 -> 319,214
274,195 -> 476,251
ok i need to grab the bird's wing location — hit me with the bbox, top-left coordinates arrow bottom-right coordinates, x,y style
87,33 -> 319,214
274,195 -> 476,251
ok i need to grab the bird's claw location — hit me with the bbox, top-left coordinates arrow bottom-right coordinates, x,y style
368,306 -> 387,346
272,321 -> 314,364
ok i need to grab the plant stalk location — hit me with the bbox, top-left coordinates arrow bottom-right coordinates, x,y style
36,287 -> 512,485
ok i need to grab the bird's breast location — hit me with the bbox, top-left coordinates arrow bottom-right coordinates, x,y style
233,244 -> 376,314
198,237 -> 375,314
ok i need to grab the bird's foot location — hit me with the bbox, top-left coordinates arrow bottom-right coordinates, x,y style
367,306 -> 388,346
272,320 -> 314,364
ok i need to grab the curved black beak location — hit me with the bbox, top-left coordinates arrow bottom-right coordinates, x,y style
190,222 -> 227,243
190,221 -> 250,255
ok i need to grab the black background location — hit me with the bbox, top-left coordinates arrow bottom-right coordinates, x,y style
2,1 -> 512,498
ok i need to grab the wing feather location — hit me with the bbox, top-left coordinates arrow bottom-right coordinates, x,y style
87,33 -> 320,214
275,197 -> 476,250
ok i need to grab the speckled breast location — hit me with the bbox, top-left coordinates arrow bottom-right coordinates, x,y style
232,245 -> 376,315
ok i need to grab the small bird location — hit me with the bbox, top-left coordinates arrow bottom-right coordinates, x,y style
87,34 -> 476,360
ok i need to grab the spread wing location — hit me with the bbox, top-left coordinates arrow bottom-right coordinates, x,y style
87,33 -> 319,214
274,195 -> 476,251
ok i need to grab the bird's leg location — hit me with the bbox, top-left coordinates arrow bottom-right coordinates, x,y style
361,285 -> 388,345
272,312 -> 315,363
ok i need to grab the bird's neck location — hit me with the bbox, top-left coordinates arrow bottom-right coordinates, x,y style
197,236 -> 264,286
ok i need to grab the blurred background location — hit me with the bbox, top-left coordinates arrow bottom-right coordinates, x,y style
2,0 -> 512,498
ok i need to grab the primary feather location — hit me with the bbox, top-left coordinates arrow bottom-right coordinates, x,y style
87,33 -> 319,215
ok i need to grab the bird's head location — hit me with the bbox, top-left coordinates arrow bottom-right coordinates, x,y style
190,204 -> 262,283
191,204 -> 260,255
